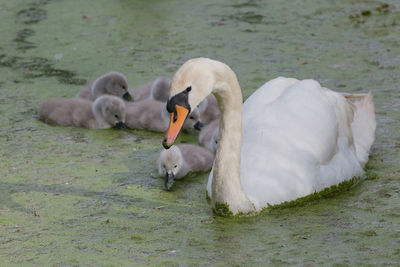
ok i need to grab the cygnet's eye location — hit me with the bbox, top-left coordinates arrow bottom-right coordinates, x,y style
114,114 -> 119,119
122,85 -> 126,90
189,116 -> 194,119
174,165 -> 177,168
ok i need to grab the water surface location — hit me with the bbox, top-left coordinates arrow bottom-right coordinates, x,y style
0,0 -> 399,265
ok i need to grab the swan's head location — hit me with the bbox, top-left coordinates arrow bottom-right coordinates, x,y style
93,72 -> 133,101
157,145 -> 184,190
163,58 -> 217,148
95,95 -> 126,129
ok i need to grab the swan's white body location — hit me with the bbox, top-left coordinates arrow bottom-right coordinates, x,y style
166,58 -> 376,215
207,77 -> 375,210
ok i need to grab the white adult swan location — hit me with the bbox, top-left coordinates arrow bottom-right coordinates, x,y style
162,58 -> 376,215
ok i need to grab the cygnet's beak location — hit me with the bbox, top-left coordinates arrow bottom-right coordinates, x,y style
122,92 -> 133,101
115,121 -> 126,130
163,105 -> 189,149
165,172 -> 174,191
194,121 -> 203,131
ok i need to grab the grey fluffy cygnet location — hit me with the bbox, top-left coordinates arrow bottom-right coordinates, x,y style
197,94 -> 220,125
157,144 -> 215,190
198,119 -> 219,154
38,95 -> 126,129
125,100 -> 202,131
131,76 -> 171,102
77,71 -> 132,101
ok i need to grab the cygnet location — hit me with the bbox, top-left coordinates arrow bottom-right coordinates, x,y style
77,71 -> 132,101
157,144 -> 215,190
125,100 -> 202,132
198,119 -> 219,154
38,95 -> 126,129
197,94 -> 220,125
131,76 -> 171,102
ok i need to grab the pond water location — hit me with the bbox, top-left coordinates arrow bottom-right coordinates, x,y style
0,0 -> 399,265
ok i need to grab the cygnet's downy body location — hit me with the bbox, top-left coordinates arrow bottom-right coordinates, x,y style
38,95 -> 126,129
131,76 -> 171,102
198,119 -> 219,154
125,100 -> 202,132
77,71 -> 132,101
157,144 -> 215,190
197,94 -> 220,125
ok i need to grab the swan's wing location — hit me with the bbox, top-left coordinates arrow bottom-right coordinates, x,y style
240,79 -> 362,209
242,77 -> 299,115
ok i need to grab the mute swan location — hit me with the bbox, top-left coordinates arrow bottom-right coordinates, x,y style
77,71 -> 133,101
125,100 -> 203,132
197,94 -> 220,125
162,58 -> 376,215
39,95 -> 126,129
157,144 -> 215,190
198,119 -> 219,154
131,76 -> 171,102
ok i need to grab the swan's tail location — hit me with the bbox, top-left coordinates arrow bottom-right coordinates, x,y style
345,92 -> 376,167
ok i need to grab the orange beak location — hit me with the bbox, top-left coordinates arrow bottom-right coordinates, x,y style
163,105 -> 189,149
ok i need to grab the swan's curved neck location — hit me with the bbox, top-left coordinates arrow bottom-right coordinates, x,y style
211,65 -> 255,215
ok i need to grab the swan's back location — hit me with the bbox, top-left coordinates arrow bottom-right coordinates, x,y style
237,77 -> 375,210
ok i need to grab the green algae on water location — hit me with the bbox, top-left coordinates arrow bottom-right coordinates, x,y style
213,202 -> 234,217
211,177 -> 361,217
0,0 -> 399,265
266,176 -> 362,211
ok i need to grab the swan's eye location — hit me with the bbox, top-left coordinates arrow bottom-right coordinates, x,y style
174,165 -> 177,168
186,86 -> 191,92
114,114 -> 119,119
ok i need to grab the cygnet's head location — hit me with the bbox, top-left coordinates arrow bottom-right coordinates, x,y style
197,96 -> 208,113
150,76 -> 171,102
183,107 -> 203,131
211,127 -> 219,154
92,72 -> 132,101
157,145 -> 184,190
94,95 -> 126,129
